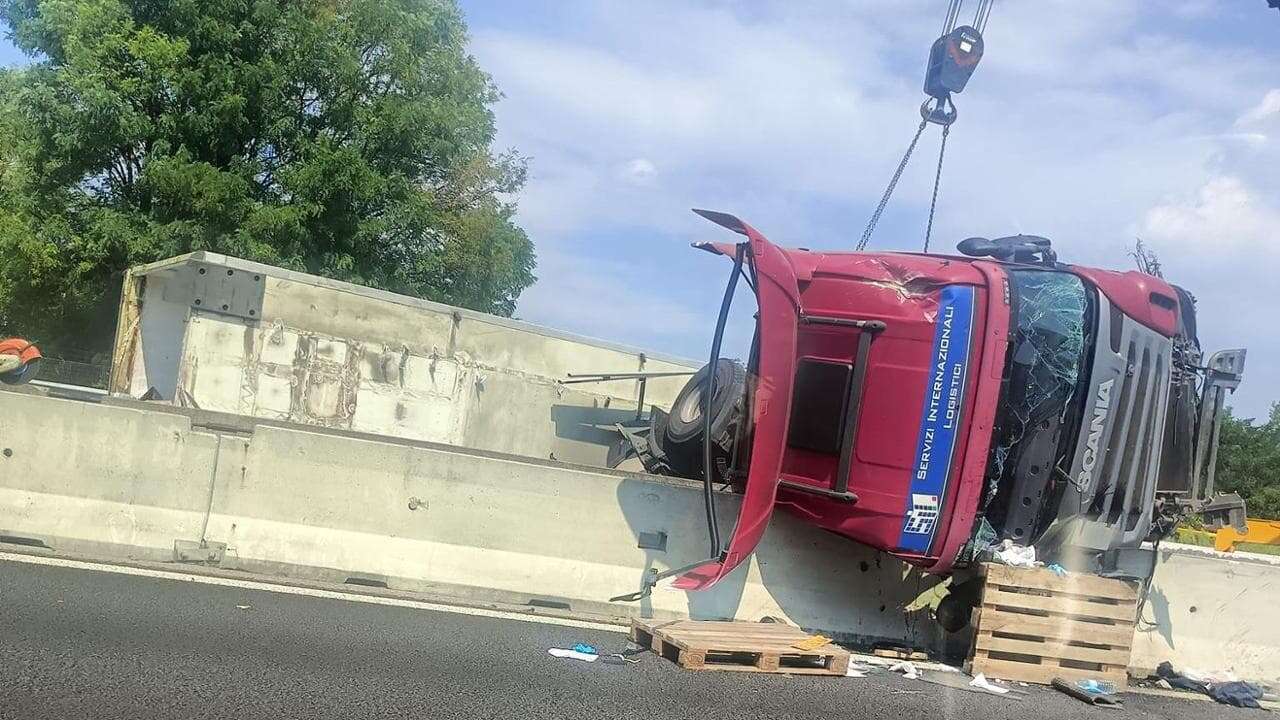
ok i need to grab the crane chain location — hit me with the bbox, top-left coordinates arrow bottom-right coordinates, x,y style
857,118 -> 929,252
923,124 -> 950,253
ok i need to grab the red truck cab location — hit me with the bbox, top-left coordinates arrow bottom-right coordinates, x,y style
646,211 -> 1244,595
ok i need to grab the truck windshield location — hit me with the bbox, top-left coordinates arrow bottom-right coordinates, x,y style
986,269 -> 1093,542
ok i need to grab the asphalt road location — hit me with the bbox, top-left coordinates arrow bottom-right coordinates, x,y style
0,556 -> 1261,719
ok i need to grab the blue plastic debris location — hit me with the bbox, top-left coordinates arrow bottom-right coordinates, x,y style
1077,679 -> 1116,695
572,643 -> 599,655
1052,677 -> 1122,706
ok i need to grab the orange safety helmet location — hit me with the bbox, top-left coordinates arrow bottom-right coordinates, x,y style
0,338 -> 42,385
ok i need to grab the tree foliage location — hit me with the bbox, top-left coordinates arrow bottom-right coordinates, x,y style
1215,403 -> 1280,520
0,0 -> 534,354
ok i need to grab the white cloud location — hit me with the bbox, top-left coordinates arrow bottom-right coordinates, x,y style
1134,88 -> 1280,418
1140,176 -> 1280,254
619,158 -> 657,186
1236,88 -> 1280,128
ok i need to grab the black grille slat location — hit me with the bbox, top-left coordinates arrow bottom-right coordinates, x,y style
1093,341 -> 1139,520
1127,354 -> 1167,532
1115,347 -> 1156,525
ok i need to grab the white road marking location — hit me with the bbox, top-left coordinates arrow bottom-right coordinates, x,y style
0,550 -> 627,634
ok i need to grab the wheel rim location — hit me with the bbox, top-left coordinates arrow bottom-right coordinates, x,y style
678,385 -> 704,424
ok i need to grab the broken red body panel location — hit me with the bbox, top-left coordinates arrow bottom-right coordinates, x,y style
672,218 -> 801,591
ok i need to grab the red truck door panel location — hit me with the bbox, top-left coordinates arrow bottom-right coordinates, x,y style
673,217 -> 801,591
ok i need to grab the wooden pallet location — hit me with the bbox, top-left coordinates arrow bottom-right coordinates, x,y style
631,619 -> 850,675
968,563 -> 1138,687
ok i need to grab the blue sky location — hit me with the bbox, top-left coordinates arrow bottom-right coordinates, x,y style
4,2 -> 1280,418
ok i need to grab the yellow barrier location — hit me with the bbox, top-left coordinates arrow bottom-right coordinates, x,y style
1216,519 -> 1280,553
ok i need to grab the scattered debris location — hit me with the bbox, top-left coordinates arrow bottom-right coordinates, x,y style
969,673 -> 1010,695
1045,563 -> 1068,577
1153,661 -> 1268,709
1155,662 -> 1207,693
1209,681 -> 1266,709
571,643 -> 598,655
845,664 -> 871,678
917,669 -> 1025,700
548,648 -> 598,662
850,652 -> 959,673
792,634 -> 834,651
1078,678 -> 1117,695
599,655 -> 640,666
873,646 -> 929,661
235,604 -> 251,610
1052,677 -> 1123,707
992,539 -> 1039,568
889,661 -> 920,680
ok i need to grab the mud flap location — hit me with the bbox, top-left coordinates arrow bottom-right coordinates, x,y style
671,211 -> 802,591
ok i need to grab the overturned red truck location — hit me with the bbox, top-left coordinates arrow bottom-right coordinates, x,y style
615,210 -> 1245,627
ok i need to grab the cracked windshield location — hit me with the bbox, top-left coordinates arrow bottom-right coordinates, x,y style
985,270 -> 1091,545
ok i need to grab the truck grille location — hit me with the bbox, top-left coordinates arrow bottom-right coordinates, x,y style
1087,330 -> 1170,533
1085,338 -> 1167,527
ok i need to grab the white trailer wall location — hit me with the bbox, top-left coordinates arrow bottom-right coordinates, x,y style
108,252 -> 700,465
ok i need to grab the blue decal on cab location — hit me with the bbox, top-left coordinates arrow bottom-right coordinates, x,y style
897,285 -> 976,553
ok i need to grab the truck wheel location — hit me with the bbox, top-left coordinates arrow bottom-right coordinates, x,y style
935,592 -> 973,633
664,359 -> 746,451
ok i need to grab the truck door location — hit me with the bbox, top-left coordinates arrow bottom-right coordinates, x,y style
670,212 -> 802,591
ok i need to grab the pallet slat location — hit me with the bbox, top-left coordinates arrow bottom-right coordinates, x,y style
984,564 -> 1138,601
982,586 -> 1137,622
970,657 -> 1128,687
976,632 -> 1132,666
975,608 -> 1133,646
632,619 -> 850,676
641,621 -> 808,640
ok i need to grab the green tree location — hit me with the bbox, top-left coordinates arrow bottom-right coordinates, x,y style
1215,404 -> 1280,520
0,0 -> 534,355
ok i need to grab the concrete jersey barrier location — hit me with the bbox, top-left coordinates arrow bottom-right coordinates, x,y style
0,390 -> 218,560
1130,542 -> 1280,685
0,386 -> 946,648
3,386 -> 1280,680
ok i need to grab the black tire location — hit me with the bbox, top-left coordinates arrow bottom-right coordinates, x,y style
935,592 -> 973,633
664,359 -> 746,451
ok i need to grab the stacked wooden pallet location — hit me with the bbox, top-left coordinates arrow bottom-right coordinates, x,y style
631,619 -> 850,676
968,563 -> 1139,687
